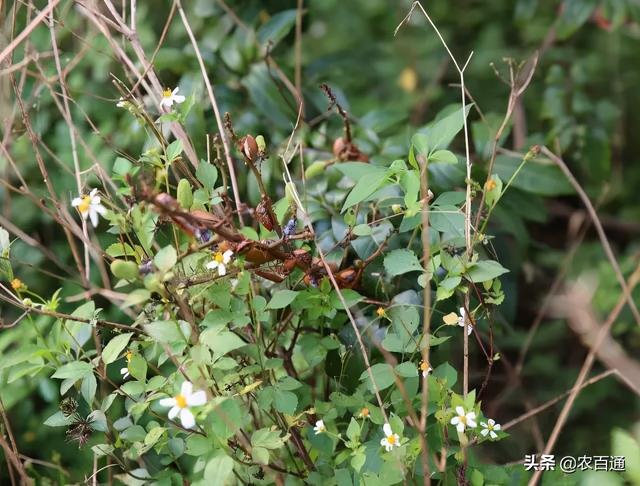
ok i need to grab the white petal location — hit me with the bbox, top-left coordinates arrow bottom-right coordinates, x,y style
393,434 -> 400,446
459,307 -> 465,317
180,408 -> 195,429
71,197 -> 82,207
181,381 -> 193,397
480,428 -> 489,436
455,406 -> 465,416
487,419 -> 495,426
493,423 -> 501,431
467,417 -> 477,428
159,397 -> 176,408
174,95 -> 185,104
94,204 -> 107,215
172,87 -> 180,95
187,390 -> 207,407
456,422 -> 465,433
218,264 -> 226,276
89,209 -> 99,227
89,188 -> 98,197
383,423 -> 392,437
315,420 -> 324,429
223,250 -> 234,262
450,417 -> 460,425
120,367 -> 128,375
206,261 -> 218,270
168,406 -> 180,420
467,412 -> 476,421
490,431 -> 498,439
467,325 -> 473,336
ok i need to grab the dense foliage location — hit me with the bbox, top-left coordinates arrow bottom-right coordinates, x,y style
1,0 -> 639,485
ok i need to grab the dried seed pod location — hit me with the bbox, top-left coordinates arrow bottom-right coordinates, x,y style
292,249 -> 312,268
255,199 -> 275,231
241,135 -> 259,162
332,137 -> 347,157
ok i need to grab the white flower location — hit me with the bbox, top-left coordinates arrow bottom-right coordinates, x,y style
480,418 -> 501,439
160,87 -> 185,109
72,188 -> 107,227
457,307 -> 473,336
120,367 -> 130,379
450,406 -> 477,433
419,360 -> 432,378
380,423 -> 400,452
313,419 -> 326,435
206,249 -> 234,276
116,97 -> 126,108
158,381 -> 207,429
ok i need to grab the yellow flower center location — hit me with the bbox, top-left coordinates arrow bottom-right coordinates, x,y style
360,407 -> 369,418
376,307 -> 386,317
78,195 -> 91,214
11,278 -> 23,290
175,394 -> 187,409
214,252 -> 224,263
485,179 -> 497,192
459,415 -> 467,425
126,351 -> 133,363
386,434 -> 396,445
420,361 -> 430,372
162,88 -> 172,98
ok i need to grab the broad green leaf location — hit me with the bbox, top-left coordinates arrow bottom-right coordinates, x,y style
177,178 -> 193,209
341,171 -> 389,212
430,205 -> 465,237
413,104 -> 472,156
257,10 -> 297,47
52,361 -> 93,380
429,149 -> 458,164
110,260 -> 138,281
81,373 -> 97,404
383,249 -> 422,277
200,329 -> 246,355
165,140 -> 183,163
612,429 -> 640,484
196,161 -> 218,189
128,354 -> 147,381
466,260 -> 509,283
154,246 -> 177,273
359,363 -> 395,392
251,428 -> 286,450
102,333 -> 133,365
266,290 -> 298,309
144,320 -> 186,343
274,389 -> 298,415
43,411 -> 73,427
204,454 -> 234,485
493,155 -> 573,196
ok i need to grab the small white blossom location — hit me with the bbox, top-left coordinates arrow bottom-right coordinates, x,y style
116,97 -> 126,108
380,423 -> 400,452
206,249 -> 234,276
457,307 -> 473,336
313,419 -> 326,435
480,418 -> 501,439
419,360 -> 432,378
120,367 -> 130,379
71,188 -> 106,227
160,87 -> 185,109
450,406 -> 477,433
158,381 -> 207,429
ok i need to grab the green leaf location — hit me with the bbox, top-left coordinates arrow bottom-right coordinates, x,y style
430,205 -> 465,237
102,333 -> 133,365
196,161 -> 218,189
252,446 -> 270,465
612,429 -> 640,484
165,140 -> 183,163
429,149 -> 458,164
0,226 -> 12,280
52,361 -> 93,380
557,0 -> 597,39
204,454 -> 234,484
144,320 -> 186,343
352,224 -> 372,236
274,389 -> 298,415
383,249 -> 422,277
251,428 -> 286,450
341,170 -> 388,212
346,418 -> 360,442
466,260 -> 509,283
154,246 -> 177,273
43,411 -> 73,427
359,363 -> 395,393
81,373 -> 97,404
257,10 -> 297,47
128,354 -> 147,381
493,155 -> 573,196
110,260 -> 139,281
413,104 -> 472,156
200,329 -> 246,356
266,290 -> 298,309
144,426 -> 166,447
177,178 -> 193,209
